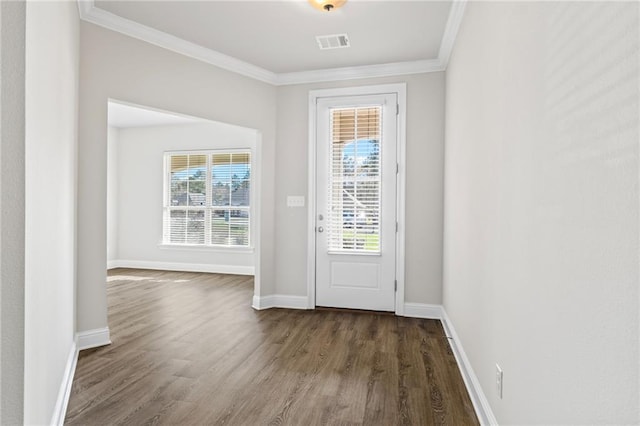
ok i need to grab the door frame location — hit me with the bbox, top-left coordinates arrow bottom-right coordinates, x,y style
306,83 -> 407,315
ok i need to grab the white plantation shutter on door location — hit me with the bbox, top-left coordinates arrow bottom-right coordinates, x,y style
328,106 -> 382,253
163,151 -> 251,247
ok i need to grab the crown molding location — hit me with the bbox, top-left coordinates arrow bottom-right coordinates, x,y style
276,59 -> 444,85
77,0 -> 278,84
77,0 -> 466,86
438,0 -> 467,67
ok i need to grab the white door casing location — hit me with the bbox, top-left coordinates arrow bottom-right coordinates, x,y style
314,93 -> 398,311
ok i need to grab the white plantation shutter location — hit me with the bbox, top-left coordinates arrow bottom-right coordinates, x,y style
327,106 -> 381,252
163,151 -> 251,247
211,152 -> 250,246
167,154 -> 207,245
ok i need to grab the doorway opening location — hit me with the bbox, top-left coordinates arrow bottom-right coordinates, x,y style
106,99 -> 262,300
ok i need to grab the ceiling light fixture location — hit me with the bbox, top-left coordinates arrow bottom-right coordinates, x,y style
308,0 -> 347,12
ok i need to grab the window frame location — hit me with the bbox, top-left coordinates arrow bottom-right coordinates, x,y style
161,149 -> 253,249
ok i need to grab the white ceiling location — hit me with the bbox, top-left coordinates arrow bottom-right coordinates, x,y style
80,1 -> 467,85
93,0 -> 453,75
108,101 -> 199,128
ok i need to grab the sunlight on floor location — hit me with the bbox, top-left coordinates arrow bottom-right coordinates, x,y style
107,274 -> 190,283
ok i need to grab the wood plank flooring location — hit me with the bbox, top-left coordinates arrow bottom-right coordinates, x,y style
65,268 -> 478,425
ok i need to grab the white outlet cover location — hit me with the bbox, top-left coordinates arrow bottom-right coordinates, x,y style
287,195 -> 305,207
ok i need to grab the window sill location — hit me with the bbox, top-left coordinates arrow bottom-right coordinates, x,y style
158,243 -> 254,254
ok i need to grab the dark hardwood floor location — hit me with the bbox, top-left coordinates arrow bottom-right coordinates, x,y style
65,268 -> 478,425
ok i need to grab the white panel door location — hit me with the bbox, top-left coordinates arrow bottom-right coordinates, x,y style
315,94 -> 397,311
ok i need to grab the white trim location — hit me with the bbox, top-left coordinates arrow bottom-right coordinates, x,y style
77,1 -> 465,85
401,304 -> 498,425
394,85 -> 408,316
441,309 -> 499,426
252,295 -> 309,310
252,133 -> 263,308
50,342 -> 78,426
157,244 -> 254,254
306,92 -> 318,309
277,59 -> 443,86
78,1 -> 277,84
246,296 -> 499,425
77,0 -> 92,18
76,327 -> 112,351
438,0 -> 468,67
161,148 -> 255,248
307,83 -> 407,315
108,259 -> 254,276
402,303 -> 443,320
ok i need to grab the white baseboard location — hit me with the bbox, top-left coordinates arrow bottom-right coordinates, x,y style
403,302 -> 444,319
252,294 -> 309,310
50,341 -> 78,426
76,327 -> 112,351
402,303 -> 497,425
441,309 -> 498,426
108,259 -> 254,276
245,295 -> 497,425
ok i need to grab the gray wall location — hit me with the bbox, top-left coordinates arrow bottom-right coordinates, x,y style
81,21 -> 446,330
443,2 -> 639,423
276,73 -> 445,304
78,22 -> 278,333
0,2 -> 25,424
107,126 -> 119,263
109,122 -> 257,272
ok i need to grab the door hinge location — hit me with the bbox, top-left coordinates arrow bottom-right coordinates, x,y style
394,280 -> 397,291
396,103 -> 399,115
396,163 -> 399,174
396,222 -> 398,232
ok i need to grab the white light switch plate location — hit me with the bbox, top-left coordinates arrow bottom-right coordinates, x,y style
287,195 -> 305,207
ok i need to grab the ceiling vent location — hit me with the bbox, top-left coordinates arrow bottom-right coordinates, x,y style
316,34 -> 350,50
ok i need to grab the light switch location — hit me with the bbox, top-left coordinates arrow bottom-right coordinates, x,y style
287,195 -> 305,207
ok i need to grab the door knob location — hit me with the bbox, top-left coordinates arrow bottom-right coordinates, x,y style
318,226 -> 324,233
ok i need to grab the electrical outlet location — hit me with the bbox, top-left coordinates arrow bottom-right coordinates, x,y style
496,364 -> 503,399
286,195 -> 305,208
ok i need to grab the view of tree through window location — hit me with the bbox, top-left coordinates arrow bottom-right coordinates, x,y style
164,151 -> 251,247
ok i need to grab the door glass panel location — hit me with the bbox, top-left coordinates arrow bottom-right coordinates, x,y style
327,106 -> 381,253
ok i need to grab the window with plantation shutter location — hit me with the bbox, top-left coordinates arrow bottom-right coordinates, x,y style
163,150 -> 251,247
328,106 -> 381,253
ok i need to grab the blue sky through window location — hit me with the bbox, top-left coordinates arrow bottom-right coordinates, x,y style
342,139 -> 378,163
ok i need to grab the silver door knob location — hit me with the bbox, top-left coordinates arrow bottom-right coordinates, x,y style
318,226 -> 324,233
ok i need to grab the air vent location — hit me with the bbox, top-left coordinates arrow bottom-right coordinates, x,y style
316,34 -> 350,50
